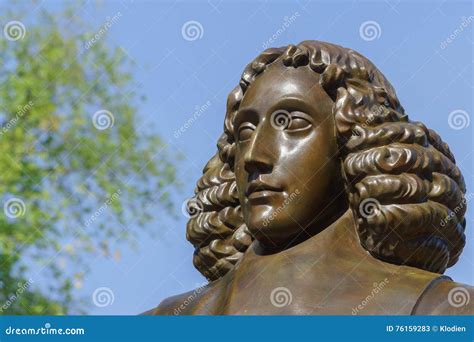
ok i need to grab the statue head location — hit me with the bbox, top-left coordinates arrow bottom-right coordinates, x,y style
186,41 -> 466,280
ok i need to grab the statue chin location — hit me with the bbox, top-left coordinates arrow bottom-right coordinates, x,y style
244,207 -> 292,248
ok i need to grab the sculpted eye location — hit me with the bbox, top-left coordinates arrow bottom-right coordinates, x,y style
270,110 -> 313,132
237,123 -> 255,142
286,112 -> 313,132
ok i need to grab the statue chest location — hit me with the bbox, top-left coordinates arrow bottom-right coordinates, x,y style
188,254 -> 442,315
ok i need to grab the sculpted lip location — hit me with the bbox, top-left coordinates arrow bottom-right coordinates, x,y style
245,180 -> 282,199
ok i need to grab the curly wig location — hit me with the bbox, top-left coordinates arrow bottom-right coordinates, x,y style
185,40 -> 466,280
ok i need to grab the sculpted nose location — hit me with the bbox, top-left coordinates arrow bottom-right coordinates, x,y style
244,124 -> 275,175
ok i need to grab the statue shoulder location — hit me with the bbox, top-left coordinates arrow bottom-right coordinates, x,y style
142,282 -> 222,315
142,288 -> 204,315
142,292 -> 191,315
413,279 -> 473,315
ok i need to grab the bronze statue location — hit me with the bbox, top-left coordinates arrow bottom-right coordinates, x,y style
146,40 -> 473,315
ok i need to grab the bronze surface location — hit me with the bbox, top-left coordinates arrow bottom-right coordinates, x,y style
147,40 -> 473,315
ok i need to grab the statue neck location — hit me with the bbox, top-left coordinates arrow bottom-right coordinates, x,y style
249,209 -> 369,262
216,209 -> 444,315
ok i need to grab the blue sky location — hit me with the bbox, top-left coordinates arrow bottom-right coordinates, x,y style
13,0 -> 474,314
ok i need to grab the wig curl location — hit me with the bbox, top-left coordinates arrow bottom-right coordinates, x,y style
186,41 -> 466,280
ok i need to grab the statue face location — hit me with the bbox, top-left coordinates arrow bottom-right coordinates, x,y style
233,63 -> 347,248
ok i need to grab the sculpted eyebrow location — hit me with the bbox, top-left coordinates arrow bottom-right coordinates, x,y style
271,97 -> 314,115
233,108 -> 257,128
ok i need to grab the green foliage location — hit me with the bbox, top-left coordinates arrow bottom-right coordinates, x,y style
0,6 -> 176,314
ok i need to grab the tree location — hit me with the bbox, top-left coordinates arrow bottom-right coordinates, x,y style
0,5 -> 177,314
